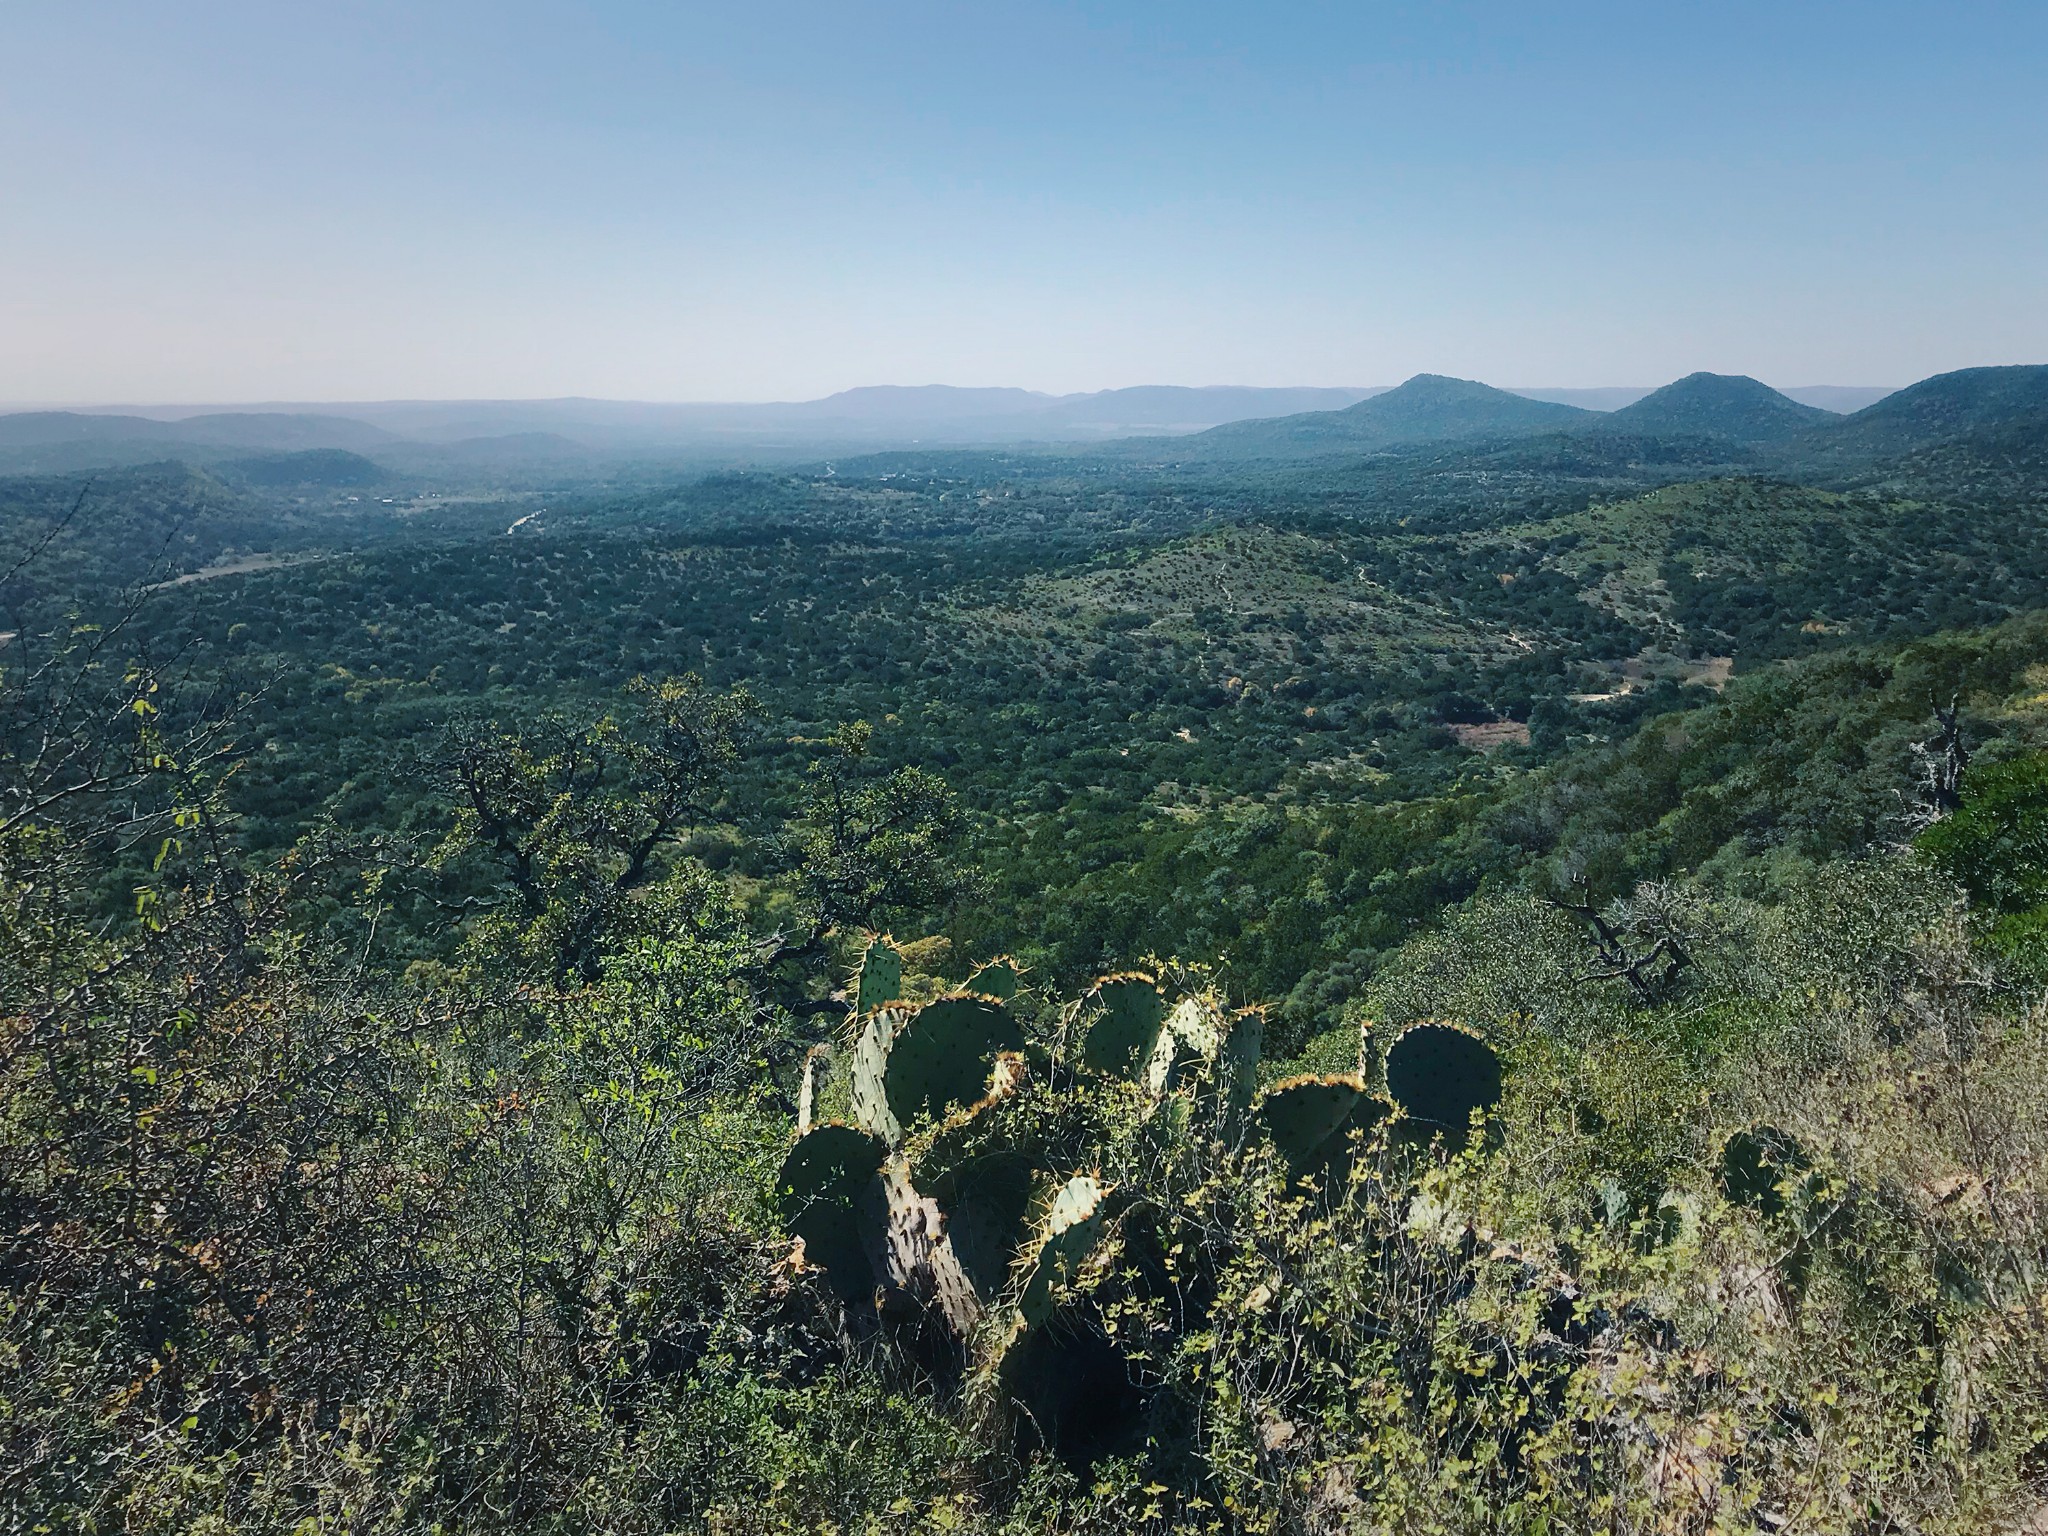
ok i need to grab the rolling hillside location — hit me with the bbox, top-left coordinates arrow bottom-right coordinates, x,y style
1147,373 -> 1598,460
1603,372 -> 1833,442
1813,363 -> 2048,458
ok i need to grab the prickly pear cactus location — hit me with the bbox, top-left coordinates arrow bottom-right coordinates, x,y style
936,1152 -> 1039,1301
1140,1026 -> 1187,1101
1015,1174 -> 1114,1329
1217,1007 -> 1264,1140
781,985 -> 1044,1325
884,995 -> 1026,1129
1163,994 -> 1224,1057
792,967 -> 1261,1317
904,1051 -> 1043,1313
1160,997 -> 1263,1141
967,955 -> 1026,1002
848,1006 -> 905,1144
1384,1022 -> 1502,1146
775,1123 -> 887,1304
796,1043 -> 831,1134
1078,973 -> 1168,1079
1141,993 -> 1226,1100
775,951 -> 1517,1421
852,933 -> 905,1016
1256,1073 -> 1389,1178
779,1121 -> 885,1207
907,1057 -> 1032,1196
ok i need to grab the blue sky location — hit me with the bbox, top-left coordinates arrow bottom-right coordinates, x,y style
4,1 -> 2044,401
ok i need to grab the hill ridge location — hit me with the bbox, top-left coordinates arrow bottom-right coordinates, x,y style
1605,372 -> 1833,442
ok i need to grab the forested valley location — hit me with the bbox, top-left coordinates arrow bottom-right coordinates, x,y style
8,366 -> 2048,1533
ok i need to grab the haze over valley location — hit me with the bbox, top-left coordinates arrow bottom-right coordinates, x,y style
0,372 -> 1906,479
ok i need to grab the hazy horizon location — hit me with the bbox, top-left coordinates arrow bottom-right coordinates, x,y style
0,378 -> 1904,414
5,1 -> 2044,401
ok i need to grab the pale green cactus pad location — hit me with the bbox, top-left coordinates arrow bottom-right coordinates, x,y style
1017,1174 -> 1113,1328
848,1006 -> 907,1144
1163,994 -> 1225,1057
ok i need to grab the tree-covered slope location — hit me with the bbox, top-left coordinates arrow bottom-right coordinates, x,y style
1809,362 -> 2048,460
1140,372 -> 1598,460
1604,371 -> 1833,442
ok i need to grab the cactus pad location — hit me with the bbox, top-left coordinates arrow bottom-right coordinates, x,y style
796,1043 -> 831,1135
1141,1026 -> 1190,1100
852,934 -> 905,1016
848,1006 -> 906,1143
1717,1125 -> 1810,1220
1257,1074 -> 1387,1176
1385,1023 -> 1502,1144
775,1124 -> 888,1303
1163,994 -> 1226,1057
938,1152 -> 1039,1301
1218,1008 -> 1265,1132
1018,1175 -> 1113,1328
776,1122 -> 887,1214
1078,973 -> 1168,1079
791,1207 -> 876,1303
907,1085 -> 1037,1204
967,956 -> 1026,1002
883,994 -> 1026,1129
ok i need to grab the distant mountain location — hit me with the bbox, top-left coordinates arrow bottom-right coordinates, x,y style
166,413 -> 399,451
219,449 -> 388,488
770,383 -> 1389,437
44,389 -> 1390,450
1346,374 -> 1596,440
0,375 -> 1936,474
311,387 -> 1393,444
0,411 -> 179,447
0,441 -> 187,477
0,410 -> 396,455
1817,365 -> 2048,458
1167,374 -> 1597,459
0,413 -> 194,475
779,385 -> 1055,423
1509,384 -> 1896,415
1604,373 -> 1833,443
1819,402 -> 2048,508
